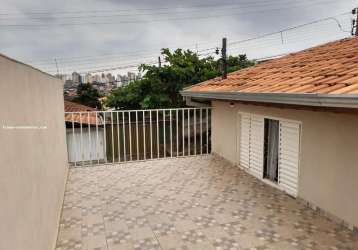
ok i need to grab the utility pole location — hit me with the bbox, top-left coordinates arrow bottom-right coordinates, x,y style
158,56 -> 162,68
352,7 -> 358,36
221,37 -> 227,79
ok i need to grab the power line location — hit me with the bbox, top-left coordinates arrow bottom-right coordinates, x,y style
48,60 -> 157,74
0,0 -> 334,20
33,12 -> 352,75
0,0 -> 335,16
228,12 -> 351,46
0,0 -> 349,29
26,40 -> 219,64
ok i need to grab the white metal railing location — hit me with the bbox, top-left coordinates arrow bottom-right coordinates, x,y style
65,108 -> 211,167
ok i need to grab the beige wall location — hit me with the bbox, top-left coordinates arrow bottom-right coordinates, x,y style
0,55 -> 68,250
212,100 -> 358,228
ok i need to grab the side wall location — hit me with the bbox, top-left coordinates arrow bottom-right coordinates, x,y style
212,100 -> 358,228
0,55 -> 68,250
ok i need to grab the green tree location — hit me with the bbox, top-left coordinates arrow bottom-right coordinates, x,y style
73,83 -> 102,109
106,49 -> 254,110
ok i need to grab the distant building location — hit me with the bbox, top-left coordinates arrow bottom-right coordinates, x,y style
54,74 -> 67,82
92,74 -> 101,83
127,72 -> 136,82
84,73 -> 92,84
106,73 -> 115,84
72,72 -> 82,84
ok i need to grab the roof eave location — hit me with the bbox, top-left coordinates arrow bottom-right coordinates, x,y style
180,91 -> 358,109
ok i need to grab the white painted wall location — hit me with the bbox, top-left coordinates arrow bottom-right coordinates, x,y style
0,54 -> 68,250
66,128 -> 105,162
212,100 -> 358,228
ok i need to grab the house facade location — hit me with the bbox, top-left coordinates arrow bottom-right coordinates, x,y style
182,38 -> 358,229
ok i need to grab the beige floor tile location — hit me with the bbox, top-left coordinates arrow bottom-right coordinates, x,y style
56,156 -> 358,250
83,213 -> 104,225
235,232 -> 266,249
82,234 -> 107,249
107,243 -> 134,250
57,227 -> 82,241
129,226 -> 155,241
157,234 -> 186,249
266,241 -> 298,250
184,242 -> 216,250
105,221 -> 129,232
201,226 -> 231,240
146,214 -> 171,225
173,219 -> 198,232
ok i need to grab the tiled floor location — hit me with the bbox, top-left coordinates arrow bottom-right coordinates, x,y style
56,156 -> 358,250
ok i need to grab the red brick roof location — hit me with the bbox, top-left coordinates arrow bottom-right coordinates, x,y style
184,38 -> 358,95
64,101 -> 102,125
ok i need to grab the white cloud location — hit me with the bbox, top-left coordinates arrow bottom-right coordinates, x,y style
0,0 -> 356,75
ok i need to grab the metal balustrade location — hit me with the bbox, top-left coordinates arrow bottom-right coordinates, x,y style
65,108 -> 211,167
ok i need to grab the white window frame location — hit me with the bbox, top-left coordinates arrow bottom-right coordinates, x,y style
237,111 -> 302,197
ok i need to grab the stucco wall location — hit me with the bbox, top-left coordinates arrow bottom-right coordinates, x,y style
212,100 -> 358,228
0,55 -> 68,250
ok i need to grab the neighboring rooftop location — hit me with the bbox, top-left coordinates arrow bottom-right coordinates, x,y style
64,100 -> 101,125
184,38 -> 358,95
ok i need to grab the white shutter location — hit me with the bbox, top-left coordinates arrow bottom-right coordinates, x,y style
249,115 -> 264,178
239,113 -> 251,169
279,121 -> 300,197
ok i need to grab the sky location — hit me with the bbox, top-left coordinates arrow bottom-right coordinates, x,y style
0,0 -> 357,76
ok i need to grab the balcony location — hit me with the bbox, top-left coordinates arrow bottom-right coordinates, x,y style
56,156 -> 358,250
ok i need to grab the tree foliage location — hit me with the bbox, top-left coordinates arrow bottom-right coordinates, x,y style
73,83 -> 102,109
106,49 -> 254,110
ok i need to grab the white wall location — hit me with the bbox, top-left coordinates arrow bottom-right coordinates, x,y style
0,55 -> 68,250
66,128 -> 105,162
212,100 -> 358,228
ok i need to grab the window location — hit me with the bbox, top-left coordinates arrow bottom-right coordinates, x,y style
238,113 -> 300,197
264,119 -> 279,183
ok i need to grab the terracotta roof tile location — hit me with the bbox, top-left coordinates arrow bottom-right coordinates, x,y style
64,101 -> 102,125
185,38 -> 358,95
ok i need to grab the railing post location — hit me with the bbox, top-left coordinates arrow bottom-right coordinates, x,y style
150,110 -> 153,159
96,112 -> 99,164
194,109 -> 196,155
170,109 -> 173,158
103,112 -> 107,163
122,112 -> 127,162
129,111 -> 132,161
136,111 -> 139,161
163,109 -> 166,158
157,110 -> 159,158
176,109 -> 179,157
206,108 -> 209,154
188,109 -> 190,156
71,113 -> 76,166
117,112 -> 121,163
80,112 -> 83,165
143,110 -> 146,160
111,112 -> 115,163
88,112 -> 92,165
182,109 -> 184,156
